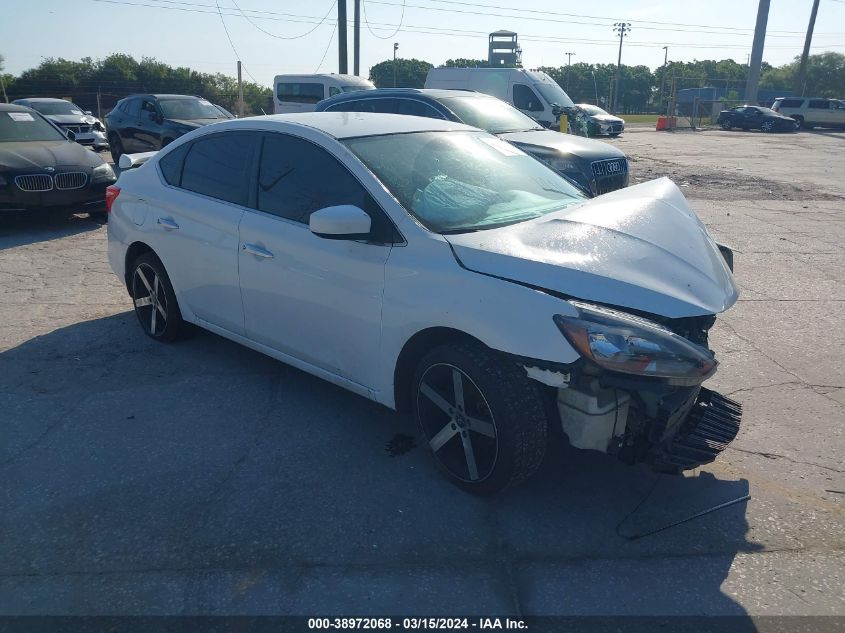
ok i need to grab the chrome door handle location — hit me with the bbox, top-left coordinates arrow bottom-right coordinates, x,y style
242,243 -> 274,259
157,217 -> 179,230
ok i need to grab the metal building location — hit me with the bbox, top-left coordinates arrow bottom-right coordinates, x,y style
488,30 -> 522,67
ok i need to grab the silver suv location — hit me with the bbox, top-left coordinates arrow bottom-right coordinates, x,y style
771,97 -> 845,129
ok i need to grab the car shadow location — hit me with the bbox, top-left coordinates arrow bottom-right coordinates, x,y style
804,129 -> 845,140
0,313 -> 760,618
0,210 -> 103,251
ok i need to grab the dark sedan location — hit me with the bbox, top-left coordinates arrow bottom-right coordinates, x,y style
717,106 -> 798,132
316,89 -> 629,197
572,103 -> 625,137
0,104 -> 116,215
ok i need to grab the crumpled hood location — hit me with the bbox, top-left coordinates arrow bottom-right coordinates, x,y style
0,141 -> 104,170
445,178 -> 738,318
590,114 -> 624,124
500,129 -> 625,160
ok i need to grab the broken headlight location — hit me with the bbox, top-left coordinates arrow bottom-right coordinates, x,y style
554,301 -> 717,383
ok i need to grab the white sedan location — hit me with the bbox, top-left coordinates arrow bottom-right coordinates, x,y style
107,112 -> 741,494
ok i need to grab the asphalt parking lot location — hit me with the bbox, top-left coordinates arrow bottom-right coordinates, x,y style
1,130 -> 844,617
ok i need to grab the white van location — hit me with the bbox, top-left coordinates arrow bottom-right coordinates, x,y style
425,68 -> 575,128
273,74 -> 375,114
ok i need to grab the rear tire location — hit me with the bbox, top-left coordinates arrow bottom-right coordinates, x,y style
109,133 -> 124,164
761,120 -> 775,133
792,115 -> 804,129
412,341 -> 547,494
720,120 -> 732,130
129,253 -> 191,342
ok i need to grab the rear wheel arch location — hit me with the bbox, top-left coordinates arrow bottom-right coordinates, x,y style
393,327 -> 484,413
124,241 -> 155,290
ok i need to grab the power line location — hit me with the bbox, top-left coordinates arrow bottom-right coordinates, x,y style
214,0 -> 259,82
230,0 -> 337,40
362,0 -> 406,39
315,21 -> 339,71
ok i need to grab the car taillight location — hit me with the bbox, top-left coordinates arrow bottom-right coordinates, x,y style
105,185 -> 121,213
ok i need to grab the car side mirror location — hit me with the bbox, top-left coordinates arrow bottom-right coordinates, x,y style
66,129 -> 76,141
551,103 -> 562,116
309,205 -> 372,240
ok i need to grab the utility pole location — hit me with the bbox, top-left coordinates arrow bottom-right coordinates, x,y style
612,22 -> 631,113
96,86 -> 102,120
793,0 -> 820,97
237,61 -> 244,117
745,0 -> 770,105
0,72 -> 8,104
353,0 -> 361,76
658,46 -> 668,113
591,70 -> 598,105
338,0 -> 348,74
393,42 -> 399,87
565,52 -> 575,90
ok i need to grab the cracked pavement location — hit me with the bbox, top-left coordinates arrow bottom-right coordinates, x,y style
1,131 -> 844,616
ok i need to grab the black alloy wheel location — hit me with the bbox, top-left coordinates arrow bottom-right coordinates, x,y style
130,253 -> 190,342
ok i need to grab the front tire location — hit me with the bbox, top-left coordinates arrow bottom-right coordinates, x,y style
129,253 -> 191,342
412,341 -> 548,494
720,120 -> 732,130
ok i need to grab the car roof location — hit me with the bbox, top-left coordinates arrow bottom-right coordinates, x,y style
123,94 -> 202,100
320,88 -> 488,105
208,112 -> 475,139
12,97 -> 73,104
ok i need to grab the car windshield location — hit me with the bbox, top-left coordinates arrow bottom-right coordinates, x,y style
28,101 -> 85,116
0,110 -> 66,142
158,98 -> 225,120
438,96 -> 542,133
345,131 -> 584,234
533,82 -> 575,109
578,104 -> 606,116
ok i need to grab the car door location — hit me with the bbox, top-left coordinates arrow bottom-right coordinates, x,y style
743,108 -> 763,129
136,99 -> 164,150
149,131 -> 257,335
119,98 -> 143,152
238,131 -> 397,389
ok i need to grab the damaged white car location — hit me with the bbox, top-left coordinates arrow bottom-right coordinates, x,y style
107,113 -> 741,494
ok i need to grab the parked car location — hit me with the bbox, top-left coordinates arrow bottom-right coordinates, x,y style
425,67 -> 575,129
107,112 -> 741,494
273,74 -> 375,114
105,94 -> 231,162
316,89 -> 628,197
717,105 -> 798,132
572,104 -> 625,137
0,104 -> 116,215
11,97 -> 108,151
771,96 -> 845,129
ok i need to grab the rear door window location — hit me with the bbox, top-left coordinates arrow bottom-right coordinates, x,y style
158,142 -> 191,187
779,98 -> 804,108
124,99 -> 141,118
808,99 -> 829,109
277,82 -> 325,104
179,132 -> 256,205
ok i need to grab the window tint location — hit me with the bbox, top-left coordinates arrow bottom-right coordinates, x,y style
180,133 -> 255,205
347,98 -> 397,113
329,86 -> 341,97
779,98 -> 804,108
158,142 -> 191,187
513,84 -> 543,112
397,99 -> 442,118
276,82 -> 325,104
808,99 -> 828,109
256,133 -> 396,241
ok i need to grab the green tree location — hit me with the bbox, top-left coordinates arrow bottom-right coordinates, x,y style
369,58 -> 434,88
442,58 -> 491,68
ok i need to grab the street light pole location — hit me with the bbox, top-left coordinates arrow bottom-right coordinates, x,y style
612,22 -> 631,113
591,70 -> 598,105
393,42 -> 399,87
658,46 -> 668,114
565,52 -> 575,90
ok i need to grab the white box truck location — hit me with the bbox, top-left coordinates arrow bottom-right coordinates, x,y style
273,74 -> 375,114
425,68 -> 575,128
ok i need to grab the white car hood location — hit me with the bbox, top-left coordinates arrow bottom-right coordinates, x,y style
445,178 -> 739,318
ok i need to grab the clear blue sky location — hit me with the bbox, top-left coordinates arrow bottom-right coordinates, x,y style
1,0 -> 844,87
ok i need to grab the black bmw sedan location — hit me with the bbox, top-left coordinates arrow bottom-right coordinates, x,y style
717,105 -> 798,133
0,104 -> 116,216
